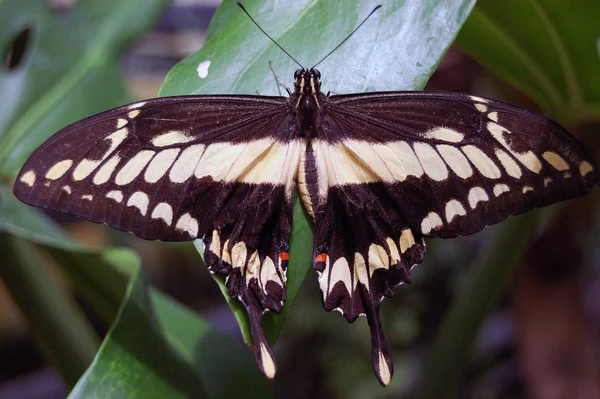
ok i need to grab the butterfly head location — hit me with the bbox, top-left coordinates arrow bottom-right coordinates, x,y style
294,68 -> 322,98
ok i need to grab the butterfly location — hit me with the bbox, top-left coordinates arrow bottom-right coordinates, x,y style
12,3 -> 600,387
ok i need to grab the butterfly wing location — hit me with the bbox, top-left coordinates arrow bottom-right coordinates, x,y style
306,91 -> 599,385
323,91 -> 599,236
13,95 -> 302,378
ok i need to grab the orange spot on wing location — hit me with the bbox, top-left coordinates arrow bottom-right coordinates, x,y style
280,252 -> 289,261
315,253 -> 327,263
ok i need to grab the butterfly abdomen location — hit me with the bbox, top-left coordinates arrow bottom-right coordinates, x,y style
297,140 -> 320,218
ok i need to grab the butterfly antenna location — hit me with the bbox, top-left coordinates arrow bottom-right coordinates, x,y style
312,5 -> 382,69
237,3 -> 304,69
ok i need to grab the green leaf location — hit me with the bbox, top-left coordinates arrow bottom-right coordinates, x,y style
1,178 -> 137,330
43,247 -> 133,326
1,183 -> 133,324
67,256 -> 272,399
455,0 -> 600,125
151,290 -> 272,399
160,0 -> 476,355
0,0 -> 169,177
0,184 -> 124,386
161,0 -> 476,96
68,268 -> 209,399
0,184 -> 80,251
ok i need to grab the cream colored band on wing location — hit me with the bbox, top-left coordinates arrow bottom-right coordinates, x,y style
310,137 -> 520,197
311,139 -> 451,197
55,138 -> 304,191
181,139 -> 303,190
32,136 -> 302,196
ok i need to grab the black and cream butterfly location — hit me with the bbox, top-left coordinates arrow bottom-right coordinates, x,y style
12,4 -> 600,388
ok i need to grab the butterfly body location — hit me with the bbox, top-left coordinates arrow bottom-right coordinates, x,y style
13,66 -> 600,386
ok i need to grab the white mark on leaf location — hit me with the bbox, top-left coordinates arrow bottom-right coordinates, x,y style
197,60 -> 211,79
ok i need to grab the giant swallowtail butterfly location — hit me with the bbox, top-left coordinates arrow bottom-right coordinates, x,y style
12,3 -> 600,387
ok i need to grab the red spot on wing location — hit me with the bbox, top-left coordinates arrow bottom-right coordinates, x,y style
315,253 -> 327,263
280,252 -> 289,261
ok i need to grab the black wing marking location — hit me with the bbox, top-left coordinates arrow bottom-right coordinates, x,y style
305,90 -> 599,385
13,95 -> 300,378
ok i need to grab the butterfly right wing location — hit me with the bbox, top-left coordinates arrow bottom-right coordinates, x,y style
303,91 -> 599,386
13,95 -> 302,378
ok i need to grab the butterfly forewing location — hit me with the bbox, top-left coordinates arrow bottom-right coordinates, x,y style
319,91 -> 598,239
15,95 -> 293,238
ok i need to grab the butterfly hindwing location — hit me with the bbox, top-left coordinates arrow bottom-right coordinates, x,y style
305,90 -> 600,385
13,95 -> 302,376
201,182 -> 292,377
312,183 -> 426,386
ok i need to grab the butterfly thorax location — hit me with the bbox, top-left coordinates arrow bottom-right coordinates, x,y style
293,68 -> 325,139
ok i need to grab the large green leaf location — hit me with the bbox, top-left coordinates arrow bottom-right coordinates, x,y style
150,289 -> 272,399
455,0 -> 600,125
66,255 -> 271,399
0,184 -> 80,250
0,0 -> 169,177
161,0 -> 476,97
68,269 -> 209,399
1,0 -> 483,393
160,0 -> 476,351
0,0 -> 171,382
0,184 -> 129,324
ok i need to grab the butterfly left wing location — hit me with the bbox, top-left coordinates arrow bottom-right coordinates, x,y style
304,91 -> 599,385
13,95 -> 302,378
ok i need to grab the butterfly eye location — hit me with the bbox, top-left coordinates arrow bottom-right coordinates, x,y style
294,69 -> 303,79
312,69 -> 321,79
